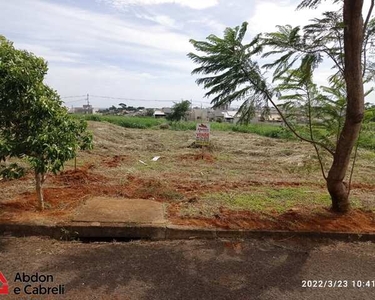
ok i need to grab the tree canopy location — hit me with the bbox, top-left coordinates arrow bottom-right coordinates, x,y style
166,100 -> 191,122
188,0 -> 375,212
0,36 -> 93,210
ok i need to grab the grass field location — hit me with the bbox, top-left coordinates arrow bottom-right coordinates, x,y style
75,114 -> 375,150
74,114 -> 295,137
1,120 -> 375,232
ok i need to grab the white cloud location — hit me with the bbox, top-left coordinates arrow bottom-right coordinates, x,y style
1,0 -> 193,55
14,43 -> 82,64
49,65 -> 200,108
0,0 -> 206,106
247,0 -> 340,35
188,18 -> 226,34
100,0 -> 218,10
1,0 -> 373,106
135,13 -> 178,28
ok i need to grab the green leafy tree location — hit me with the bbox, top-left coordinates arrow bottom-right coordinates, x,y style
364,103 -> 375,122
0,36 -> 93,210
188,0 -> 375,213
166,100 -> 191,122
118,103 -> 127,111
145,108 -> 155,117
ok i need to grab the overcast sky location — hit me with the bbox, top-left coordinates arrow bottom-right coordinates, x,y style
1,0 -> 374,108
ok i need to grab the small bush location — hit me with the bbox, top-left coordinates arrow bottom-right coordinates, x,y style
159,123 -> 170,130
0,163 -> 26,180
84,115 -> 101,122
169,121 -> 196,131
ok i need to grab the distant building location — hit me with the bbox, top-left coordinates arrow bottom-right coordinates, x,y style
162,107 -> 172,116
68,104 -> 97,114
190,108 -> 209,122
153,110 -> 166,118
269,108 -> 282,122
223,111 -> 240,123
207,108 -> 243,123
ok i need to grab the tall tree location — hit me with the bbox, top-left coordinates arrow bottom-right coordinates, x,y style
298,0 -> 374,211
188,0 -> 375,213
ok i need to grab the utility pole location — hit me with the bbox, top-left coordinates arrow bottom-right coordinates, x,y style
85,93 -> 90,114
189,99 -> 193,122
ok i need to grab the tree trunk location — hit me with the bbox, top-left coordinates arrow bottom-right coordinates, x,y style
35,171 -> 44,211
327,0 -> 365,213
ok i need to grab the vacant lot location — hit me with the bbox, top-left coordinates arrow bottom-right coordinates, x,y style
1,121 -> 375,232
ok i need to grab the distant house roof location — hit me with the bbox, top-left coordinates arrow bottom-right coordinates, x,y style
154,110 -> 165,116
223,111 -> 239,119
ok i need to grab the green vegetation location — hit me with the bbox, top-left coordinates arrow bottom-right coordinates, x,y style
205,188 -> 332,213
188,3 -> 375,213
166,100 -> 191,122
80,114 -> 163,129
0,36 -> 92,210
181,187 -> 364,217
75,114 -> 375,151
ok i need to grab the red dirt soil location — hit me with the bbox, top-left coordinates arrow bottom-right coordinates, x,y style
179,153 -> 215,162
0,170 -> 179,216
168,204 -> 375,233
1,167 -> 375,233
102,155 -> 131,168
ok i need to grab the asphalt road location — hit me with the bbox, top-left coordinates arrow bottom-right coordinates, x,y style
0,236 -> 375,299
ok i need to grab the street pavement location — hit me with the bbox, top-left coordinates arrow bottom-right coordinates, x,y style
0,236 -> 374,299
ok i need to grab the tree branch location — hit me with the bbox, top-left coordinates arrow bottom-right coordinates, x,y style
362,0 -> 374,77
322,47 -> 344,74
363,0 -> 374,35
363,36 -> 369,77
332,26 -> 345,70
283,42 -> 344,74
306,84 -> 327,180
241,65 -> 335,156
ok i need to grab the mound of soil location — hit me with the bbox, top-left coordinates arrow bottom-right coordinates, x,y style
124,175 -> 183,201
168,204 -> 375,233
179,153 -> 215,162
53,168 -> 104,185
102,155 -> 130,168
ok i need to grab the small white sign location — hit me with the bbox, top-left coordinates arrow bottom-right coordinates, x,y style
195,123 -> 210,146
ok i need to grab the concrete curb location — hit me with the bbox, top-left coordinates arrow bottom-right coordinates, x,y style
1,222 -> 375,242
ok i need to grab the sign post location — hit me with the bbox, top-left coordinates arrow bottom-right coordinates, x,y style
195,123 -> 210,159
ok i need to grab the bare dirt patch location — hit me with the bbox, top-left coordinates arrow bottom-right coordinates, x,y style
169,204 -> 375,233
102,155 -> 131,168
179,152 -> 215,162
1,121 -> 375,232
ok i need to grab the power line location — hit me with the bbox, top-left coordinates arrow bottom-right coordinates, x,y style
63,98 -> 88,104
61,94 -> 213,106
91,95 -> 212,105
60,95 -> 87,99
90,95 -> 181,102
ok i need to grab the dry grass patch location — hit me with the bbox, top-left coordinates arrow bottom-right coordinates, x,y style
1,120 -> 375,231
